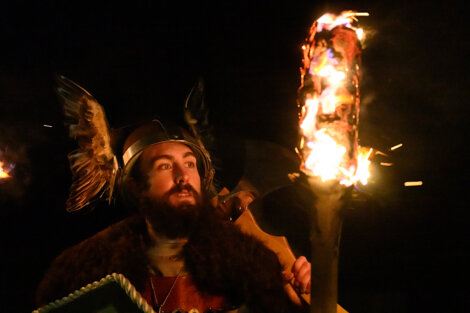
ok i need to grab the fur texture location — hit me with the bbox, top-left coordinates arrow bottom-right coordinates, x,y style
36,210 -> 298,313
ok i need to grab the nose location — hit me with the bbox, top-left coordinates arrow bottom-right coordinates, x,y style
173,163 -> 189,185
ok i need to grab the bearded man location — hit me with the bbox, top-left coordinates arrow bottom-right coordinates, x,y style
35,120 -> 310,313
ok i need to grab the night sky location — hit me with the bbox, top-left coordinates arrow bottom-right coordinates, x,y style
0,1 -> 468,312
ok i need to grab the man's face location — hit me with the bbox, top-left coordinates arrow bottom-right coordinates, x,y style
137,142 -> 202,207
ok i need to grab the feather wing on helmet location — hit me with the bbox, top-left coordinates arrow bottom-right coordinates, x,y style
183,77 -> 217,192
55,74 -> 119,212
184,77 -> 214,149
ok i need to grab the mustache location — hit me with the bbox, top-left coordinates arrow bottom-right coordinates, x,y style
140,183 -> 202,239
167,183 -> 199,197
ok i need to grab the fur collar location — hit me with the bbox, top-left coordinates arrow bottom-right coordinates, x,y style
36,212 -> 296,312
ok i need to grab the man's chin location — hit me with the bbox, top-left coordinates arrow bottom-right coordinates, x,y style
168,195 -> 197,207
140,195 -> 202,239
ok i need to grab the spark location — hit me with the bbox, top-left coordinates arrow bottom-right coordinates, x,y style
404,181 -> 423,187
375,150 -> 388,156
390,143 -> 403,151
347,12 -> 369,17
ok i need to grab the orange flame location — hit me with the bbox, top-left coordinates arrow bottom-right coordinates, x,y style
299,11 -> 371,186
304,129 -> 347,181
316,11 -> 368,41
340,147 -> 373,186
0,161 -> 11,179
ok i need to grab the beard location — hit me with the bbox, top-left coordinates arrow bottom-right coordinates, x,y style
139,183 -> 204,239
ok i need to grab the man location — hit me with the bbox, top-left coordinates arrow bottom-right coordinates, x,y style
35,120 -> 310,312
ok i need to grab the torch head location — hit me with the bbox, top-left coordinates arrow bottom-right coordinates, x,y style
297,11 -> 371,186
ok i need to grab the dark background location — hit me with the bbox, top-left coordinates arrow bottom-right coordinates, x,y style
0,1 -> 468,312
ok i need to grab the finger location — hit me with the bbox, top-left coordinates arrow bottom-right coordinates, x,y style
292,257 -> 310,292
282,270 -> 294,282
295,263 -> 311,293
283,284 -> 303,307
292,255 -> 308,275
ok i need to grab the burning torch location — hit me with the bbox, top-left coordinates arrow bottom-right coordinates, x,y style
296,11 -> 370,313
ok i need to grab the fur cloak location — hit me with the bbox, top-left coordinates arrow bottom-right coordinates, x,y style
35,209 -> 300,313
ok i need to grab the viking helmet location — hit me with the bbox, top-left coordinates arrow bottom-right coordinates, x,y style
55,74 -> 215,212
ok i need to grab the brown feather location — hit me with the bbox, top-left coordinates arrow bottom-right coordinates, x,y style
55,74 -> 119,212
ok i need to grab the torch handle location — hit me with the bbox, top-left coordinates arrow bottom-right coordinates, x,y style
234,206 -> 349,312
219,190 -> 348,312
234,208 -> 311,304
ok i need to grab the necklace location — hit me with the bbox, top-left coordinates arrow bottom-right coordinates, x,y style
149,270 -> 182,313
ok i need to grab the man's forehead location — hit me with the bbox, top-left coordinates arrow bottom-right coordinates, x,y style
142,142 -> 195,159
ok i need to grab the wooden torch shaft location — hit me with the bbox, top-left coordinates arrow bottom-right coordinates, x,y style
309,184 -> 344,313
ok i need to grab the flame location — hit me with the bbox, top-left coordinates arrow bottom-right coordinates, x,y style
0,147 -> 14,180
304,129 -> 347,181
316,11 -> 368,42
299,11 -> 371,186
300,97 -> 319,134
0,161 -> 11,179
342,147 -> 373,186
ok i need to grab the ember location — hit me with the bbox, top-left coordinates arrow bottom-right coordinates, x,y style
404,181 -> 423,187
390,143 -> 403,150
298,10 -> 372,186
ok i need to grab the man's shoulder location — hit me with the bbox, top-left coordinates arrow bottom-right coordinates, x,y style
90,215 -> 145,240
35,215 -> 148,306
63,215 -> 146,256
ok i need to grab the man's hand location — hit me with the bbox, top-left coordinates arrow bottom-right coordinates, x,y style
282,256 -> 311,306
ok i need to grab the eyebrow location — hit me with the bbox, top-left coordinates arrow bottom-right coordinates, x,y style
183,151 -> 196,159
149,151 -> 196,164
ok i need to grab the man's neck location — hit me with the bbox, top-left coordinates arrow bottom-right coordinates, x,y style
146,219 -> 188,277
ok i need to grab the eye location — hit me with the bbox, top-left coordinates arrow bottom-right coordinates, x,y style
156,163 -> 171,170
185,161 -> 196,168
